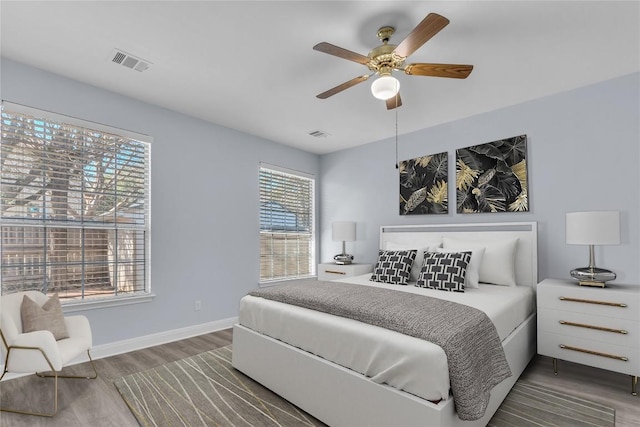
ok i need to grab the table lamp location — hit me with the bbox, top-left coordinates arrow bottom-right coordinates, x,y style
332,221 -> 356,265
566,211 -> 620,287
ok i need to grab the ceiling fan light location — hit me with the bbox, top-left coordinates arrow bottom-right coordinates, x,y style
371,75 -> 400,100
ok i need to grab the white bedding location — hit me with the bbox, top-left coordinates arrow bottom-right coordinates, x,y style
238,274 -> 535,402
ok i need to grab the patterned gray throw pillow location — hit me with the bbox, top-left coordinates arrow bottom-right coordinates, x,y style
370,249 -> 417,285
416,251 -> 472,292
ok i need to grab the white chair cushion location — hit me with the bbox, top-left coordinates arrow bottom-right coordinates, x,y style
1,291 -> 93,374
8,330 -> 62,372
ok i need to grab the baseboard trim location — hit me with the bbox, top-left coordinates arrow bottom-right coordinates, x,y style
90,316 -> 237,361
1,316 -> 237,381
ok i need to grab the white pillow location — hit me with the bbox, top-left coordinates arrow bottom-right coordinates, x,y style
435,247 -> 485,289
385,240 -> 439,282
442,237 -> 519,286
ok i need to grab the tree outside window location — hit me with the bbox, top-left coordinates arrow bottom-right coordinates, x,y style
1,102 -> 150,301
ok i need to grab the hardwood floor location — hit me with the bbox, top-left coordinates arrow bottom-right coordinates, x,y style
1,328 -> 638,426
520,355 -> 640,427
0,329 -> 232,427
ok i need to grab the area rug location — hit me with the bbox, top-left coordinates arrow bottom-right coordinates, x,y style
488,380 -> 615,427
114,346 -> 324,427
115,345 -> 614,427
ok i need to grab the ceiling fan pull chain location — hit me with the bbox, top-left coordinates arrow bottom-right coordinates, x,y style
395,87 -> 399,169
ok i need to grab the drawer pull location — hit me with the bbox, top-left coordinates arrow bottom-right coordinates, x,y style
559,296 -> 627,308
324,270 -> 346,275
559,344 -> 629,361
559,320 -> 628,334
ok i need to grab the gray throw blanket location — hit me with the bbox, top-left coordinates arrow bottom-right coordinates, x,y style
249,279 -> 511,421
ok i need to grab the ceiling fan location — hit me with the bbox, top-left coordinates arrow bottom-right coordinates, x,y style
313,13 -> 473,110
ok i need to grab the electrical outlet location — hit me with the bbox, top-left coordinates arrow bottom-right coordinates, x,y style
195,300 -> 201,311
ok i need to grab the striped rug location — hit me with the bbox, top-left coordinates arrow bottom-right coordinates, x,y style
114,346 -> 324,426
115,346 -> 614,427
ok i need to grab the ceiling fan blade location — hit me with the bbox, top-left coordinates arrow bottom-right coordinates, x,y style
393,13 -> 450,58
404,63 -> 473,79
316,75 -> 370,99
313,42 -> 370,65
386,93 -> 402,110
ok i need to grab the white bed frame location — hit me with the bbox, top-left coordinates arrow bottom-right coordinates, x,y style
233,222 -> 538,427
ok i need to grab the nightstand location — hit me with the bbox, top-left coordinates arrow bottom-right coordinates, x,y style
537,278 -> 639,395
317,263 -> 373,281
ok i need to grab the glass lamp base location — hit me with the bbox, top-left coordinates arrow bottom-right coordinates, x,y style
333,254 -> 354,265
570,267 -> 616,287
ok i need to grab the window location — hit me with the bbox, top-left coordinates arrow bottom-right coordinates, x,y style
0,101 -> 151,303
259,163 -> 315,282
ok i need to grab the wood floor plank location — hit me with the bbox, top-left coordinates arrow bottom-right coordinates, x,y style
0,329 -> 233,427
1,329 -> 638,427
520,355 -> 640,427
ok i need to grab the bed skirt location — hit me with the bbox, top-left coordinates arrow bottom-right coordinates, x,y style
232,312 -> 536,427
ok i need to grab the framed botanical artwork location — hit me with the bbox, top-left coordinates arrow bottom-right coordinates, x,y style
456,135 -> 528,213
399,152 -> 448,215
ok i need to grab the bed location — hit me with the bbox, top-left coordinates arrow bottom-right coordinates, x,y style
233,222 -> 538,426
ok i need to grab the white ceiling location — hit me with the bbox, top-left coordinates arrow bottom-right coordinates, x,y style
1,1 -> 638,155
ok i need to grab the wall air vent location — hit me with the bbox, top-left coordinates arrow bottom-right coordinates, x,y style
109,49 -> 151,72
308,130 -> 329,138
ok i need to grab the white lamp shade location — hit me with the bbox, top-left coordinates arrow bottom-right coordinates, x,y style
371,75 -> 400,100
332,221 -> 356,242
566,211 -> 620,245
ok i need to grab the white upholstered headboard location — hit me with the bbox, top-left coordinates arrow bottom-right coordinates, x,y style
379,222 -> 538,288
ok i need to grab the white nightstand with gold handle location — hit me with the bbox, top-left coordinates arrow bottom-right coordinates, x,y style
537,278 -> 639,395
317,263 -> 373,281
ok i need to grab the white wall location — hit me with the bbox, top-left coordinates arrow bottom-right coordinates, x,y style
2,57 -> 638,351
320,73 -> 640,285
0,58 -> 321,346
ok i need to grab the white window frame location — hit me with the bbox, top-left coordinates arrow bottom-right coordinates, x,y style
259,162 -> 315,285
0,101 -> 153,310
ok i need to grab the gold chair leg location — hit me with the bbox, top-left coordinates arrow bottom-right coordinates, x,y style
552,357 -> 558,376
632,375 -> 638,396
1,348 -> 96,417
36,350 -> 98,380
0,361 -> 58,417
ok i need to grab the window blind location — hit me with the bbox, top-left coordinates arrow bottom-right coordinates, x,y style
259,164 -> 315,282
0,101 -> 151,301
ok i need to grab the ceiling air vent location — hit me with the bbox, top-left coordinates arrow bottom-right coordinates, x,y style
109,49 -> 151,72
308,130 -> 329,138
